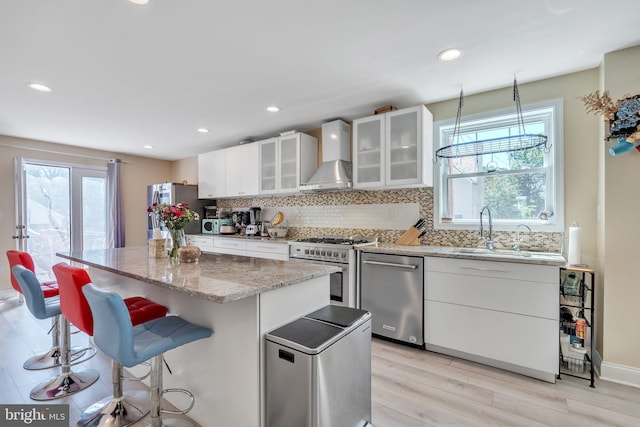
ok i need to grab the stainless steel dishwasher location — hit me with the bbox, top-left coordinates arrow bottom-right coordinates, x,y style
360,252 -> 424,346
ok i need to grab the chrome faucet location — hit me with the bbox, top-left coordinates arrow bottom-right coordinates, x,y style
479,206 -> 494,250
513,224 -> 532,251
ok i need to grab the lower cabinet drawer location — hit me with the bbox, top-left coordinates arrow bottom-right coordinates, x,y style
245,241 -> 289,260
424,300 -> 558,375
425,270 -> 558,320
214,238 -> 247,251
186,235 -> 215,253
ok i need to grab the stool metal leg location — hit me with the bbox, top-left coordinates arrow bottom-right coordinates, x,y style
23,316 -> 93,370
29,315 -> 100,401
145,355 -> 193,427
77,361 -> 150,427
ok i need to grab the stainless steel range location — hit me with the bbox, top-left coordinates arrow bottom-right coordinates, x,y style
289,237 -> 377,308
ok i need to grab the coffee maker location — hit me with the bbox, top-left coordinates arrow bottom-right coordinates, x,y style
246,207 -> 262,236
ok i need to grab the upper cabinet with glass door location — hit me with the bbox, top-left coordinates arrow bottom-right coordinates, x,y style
259,132 -> 318,194
353,105 -> 433,189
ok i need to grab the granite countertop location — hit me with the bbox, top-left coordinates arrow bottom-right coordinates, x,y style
358,243 -> 567,266
56,247 -> 337,304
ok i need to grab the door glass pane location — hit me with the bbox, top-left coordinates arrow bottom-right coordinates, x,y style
82,176 -> 107,250
356,120 -> 382,183
388,111 -> 418,181
260,141 -> 276,191
24,164 -> 70,281
279,137 -> 298,190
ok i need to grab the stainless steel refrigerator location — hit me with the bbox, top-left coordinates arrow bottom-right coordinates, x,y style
147,183 -> 205,240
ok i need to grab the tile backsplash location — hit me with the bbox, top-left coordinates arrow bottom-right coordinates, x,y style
215,187 -> 563,252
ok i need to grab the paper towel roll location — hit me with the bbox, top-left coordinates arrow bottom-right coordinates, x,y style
568,224 -> 582,265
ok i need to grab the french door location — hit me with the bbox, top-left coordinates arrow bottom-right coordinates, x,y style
14,157 -> 107,281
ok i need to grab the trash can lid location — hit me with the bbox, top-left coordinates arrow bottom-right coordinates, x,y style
305,305 -> 370,328
265,317 -> 343,354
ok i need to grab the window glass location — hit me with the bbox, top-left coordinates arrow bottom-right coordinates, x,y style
434,99 -> 563,231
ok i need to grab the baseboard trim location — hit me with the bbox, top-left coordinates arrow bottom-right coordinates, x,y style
600,361 -> 640,389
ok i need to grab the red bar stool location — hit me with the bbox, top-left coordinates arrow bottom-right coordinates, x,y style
6,250 -> 91,370
52,262 -> 168,427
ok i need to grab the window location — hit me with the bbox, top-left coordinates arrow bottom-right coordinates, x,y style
434,98 -> 563,232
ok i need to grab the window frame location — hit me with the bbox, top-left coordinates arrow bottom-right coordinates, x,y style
433,98 -> 564,232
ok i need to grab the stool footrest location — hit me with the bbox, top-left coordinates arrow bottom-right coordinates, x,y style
160,388 -> 195,415
122,360 -> 152,381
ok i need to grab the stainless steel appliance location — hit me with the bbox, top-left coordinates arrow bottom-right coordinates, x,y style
265,305 -> 372,427
360,252 -> 424,346
289,237 -> 376,308
147,183 -> 205,240
247,207 -> 262,236
300,119 -> 352,192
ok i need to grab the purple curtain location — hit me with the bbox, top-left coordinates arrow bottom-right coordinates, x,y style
107,159 -> 125,248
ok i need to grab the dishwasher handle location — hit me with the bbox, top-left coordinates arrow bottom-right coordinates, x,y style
362,260 -> 418,269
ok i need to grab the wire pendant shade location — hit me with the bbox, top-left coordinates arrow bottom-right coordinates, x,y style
435,79 -> 549,159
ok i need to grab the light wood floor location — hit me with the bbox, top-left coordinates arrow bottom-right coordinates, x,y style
371,338 -> 640,426
3,295 -> 640,427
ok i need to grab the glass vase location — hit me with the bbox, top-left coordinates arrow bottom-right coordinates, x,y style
166,228 -> 186,261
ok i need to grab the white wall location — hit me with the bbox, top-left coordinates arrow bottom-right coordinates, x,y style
600,45 -> 640,383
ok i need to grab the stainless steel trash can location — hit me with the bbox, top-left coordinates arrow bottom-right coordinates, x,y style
265,305 -> 372,427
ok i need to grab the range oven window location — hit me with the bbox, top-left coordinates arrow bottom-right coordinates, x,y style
329,270 -> 343,303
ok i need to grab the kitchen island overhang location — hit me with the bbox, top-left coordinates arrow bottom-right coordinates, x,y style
56,246 -> 338,427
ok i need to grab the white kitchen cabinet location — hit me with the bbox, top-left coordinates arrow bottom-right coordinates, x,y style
186,234 -> 215,253
423,256 -> 559,382
197,150 -> 226,199
353,105 -> 433,189
213,237 -> 247,256
245,240 -> 289,261
225,143 -> 259,197
212,237 -> 289,260
259,133 -> 318,194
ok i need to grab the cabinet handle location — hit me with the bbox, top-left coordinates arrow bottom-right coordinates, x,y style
459,266 -> 509,273
255,245 -> 276,250
363,260 -> 418,269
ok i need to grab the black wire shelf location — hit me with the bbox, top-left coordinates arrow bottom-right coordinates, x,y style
435,133 -> 548,159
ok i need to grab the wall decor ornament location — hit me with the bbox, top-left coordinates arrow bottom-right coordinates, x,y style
581,91 -> 640,155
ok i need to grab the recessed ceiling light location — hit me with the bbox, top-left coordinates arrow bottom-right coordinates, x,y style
128,0 -> 149,5
266,106 -> 280,113
143,145 -> 154,149
197,128 -> 209,133
437,48 -> 464,62
28,83 -> 52,92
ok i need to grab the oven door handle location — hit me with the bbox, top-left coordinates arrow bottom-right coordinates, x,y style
362,260 -> 418,269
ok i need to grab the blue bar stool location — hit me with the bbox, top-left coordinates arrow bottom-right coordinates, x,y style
83,283 -> 213,427
6,249 -> 91,370
11,265 -> 100,400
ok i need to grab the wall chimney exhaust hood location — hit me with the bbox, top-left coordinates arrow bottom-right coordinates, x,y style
300,120 -> 352,192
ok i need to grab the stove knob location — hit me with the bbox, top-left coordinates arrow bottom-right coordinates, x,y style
333,252 -> 339,257
304,249 -> 309,255
321,251 -> 326,256
341,252 -> 347,258
311,250 -> 317,256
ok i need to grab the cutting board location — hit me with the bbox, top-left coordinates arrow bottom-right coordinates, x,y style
395,226 -> 422,246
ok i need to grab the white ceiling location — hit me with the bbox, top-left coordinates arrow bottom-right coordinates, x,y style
1,0 -> 639,161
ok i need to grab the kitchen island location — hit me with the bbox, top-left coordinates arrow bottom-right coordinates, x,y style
56,246 -> 337,427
